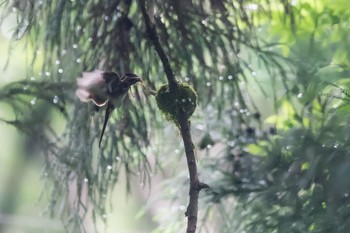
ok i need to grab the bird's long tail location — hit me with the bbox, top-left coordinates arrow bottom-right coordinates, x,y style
99,101 -> 114,147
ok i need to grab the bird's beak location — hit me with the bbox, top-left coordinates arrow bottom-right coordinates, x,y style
136,77 -> 142,83
131,76 -> 142,85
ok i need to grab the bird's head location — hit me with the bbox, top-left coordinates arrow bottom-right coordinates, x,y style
120,73 -> 142,89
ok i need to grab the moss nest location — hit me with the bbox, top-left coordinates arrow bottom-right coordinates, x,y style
156,83 -> 197,123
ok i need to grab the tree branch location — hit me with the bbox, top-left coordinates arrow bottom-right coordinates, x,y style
138,1 -> 208,232
178,113 -> 210,233
138,0 -> 178,92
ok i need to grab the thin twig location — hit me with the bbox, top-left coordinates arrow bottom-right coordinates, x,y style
138,1 -> 209,232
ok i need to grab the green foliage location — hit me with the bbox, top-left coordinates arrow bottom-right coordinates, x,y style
156,83 -> 197,125
203,1 -> 350,232
210,119 -> 350,232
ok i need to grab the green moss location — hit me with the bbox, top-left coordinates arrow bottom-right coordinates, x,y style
156,83 -> 197,124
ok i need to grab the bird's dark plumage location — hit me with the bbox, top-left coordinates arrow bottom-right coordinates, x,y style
76,70 -> 141,147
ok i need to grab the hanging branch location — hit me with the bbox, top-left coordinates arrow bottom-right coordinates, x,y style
138,1 -> 209,232
138,0 -> 178,91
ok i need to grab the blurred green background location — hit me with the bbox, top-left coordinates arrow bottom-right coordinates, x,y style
0,14 -> 155,233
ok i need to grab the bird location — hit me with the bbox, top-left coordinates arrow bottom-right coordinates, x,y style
76,70 -> 141,147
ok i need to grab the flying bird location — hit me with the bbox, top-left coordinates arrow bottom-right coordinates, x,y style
76,70 -> 141,147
